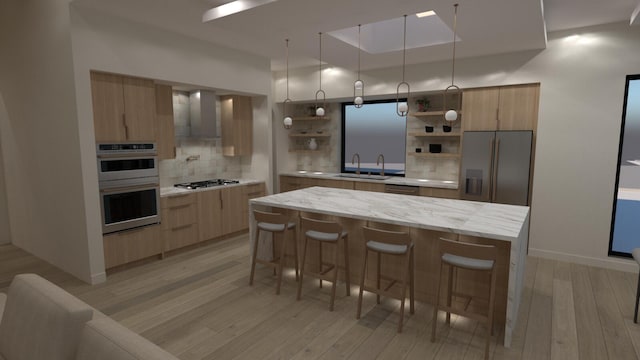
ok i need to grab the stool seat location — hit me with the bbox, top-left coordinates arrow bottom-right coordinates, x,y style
305,230 -> 348,242
250,210 -> 299,295
357,227 -> 414,333
442,253 -> 494,270
298,217 -> 351,311
432,238 -> 498,360
366,240 -> 408,255
258,221 -> 296,232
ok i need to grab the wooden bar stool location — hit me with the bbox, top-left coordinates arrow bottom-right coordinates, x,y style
297,217 -> 350,311
249,209 -> 299,295
431,237 -> 498,360
356,226 -> 414,333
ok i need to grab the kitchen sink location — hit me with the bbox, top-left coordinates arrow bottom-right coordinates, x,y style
335,173 -> 391,180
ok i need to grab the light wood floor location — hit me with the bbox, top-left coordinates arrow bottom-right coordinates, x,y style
1,235 -> 640,359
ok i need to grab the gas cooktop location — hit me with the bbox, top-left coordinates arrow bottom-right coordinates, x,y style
174,179 -> 240,189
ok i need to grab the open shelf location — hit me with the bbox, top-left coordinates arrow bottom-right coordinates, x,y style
411,110 -> 463,117
408,131 -> 461,137
289,133 -> 331,138
288,149 -> 330,153
292,116 -> 331,121
407,152 -> 460,159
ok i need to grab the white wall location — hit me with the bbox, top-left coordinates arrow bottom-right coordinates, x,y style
274,22 -> 640,272
0,0 -> 93,281
69,5 -> 273,282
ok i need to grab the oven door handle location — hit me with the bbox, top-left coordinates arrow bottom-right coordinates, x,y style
100,183 -> 159,193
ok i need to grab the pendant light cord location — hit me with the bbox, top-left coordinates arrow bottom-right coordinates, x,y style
285,38 -> 289,99
318,32 -> 322,91
357,25 -> 361,79
402,15 -> 407,83
451,4 -> 458,86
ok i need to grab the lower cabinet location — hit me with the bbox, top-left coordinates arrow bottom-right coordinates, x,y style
161,193 -> 199,251
419,187 -> 460,199
160,182 -> 266,249
197,189 -> 223,241
354,182 -> 386,192
103,224 -> 162,269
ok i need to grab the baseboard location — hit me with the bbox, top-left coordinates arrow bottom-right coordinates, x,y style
91,271 -> 107,285
528,248 -> 638,273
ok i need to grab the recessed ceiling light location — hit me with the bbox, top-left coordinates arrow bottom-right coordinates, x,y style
416,10 -> 436,18
202,0 -> 278,22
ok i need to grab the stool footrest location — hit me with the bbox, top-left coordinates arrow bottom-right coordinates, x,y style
437,305 -> 489,323
362,285 -> 406,301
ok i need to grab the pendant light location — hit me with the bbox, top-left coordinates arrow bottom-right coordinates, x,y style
315,32 -> 326,117
396,15 -> 409,117
353,24 -> 364,108
283,38 -> 293,129
444,4 -> 461,122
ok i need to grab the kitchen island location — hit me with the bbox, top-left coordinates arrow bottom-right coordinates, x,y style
249,186 -> 529,347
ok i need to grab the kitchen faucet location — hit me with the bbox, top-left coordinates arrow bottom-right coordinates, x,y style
351,153 -> 361,175
377,154 -> 385,176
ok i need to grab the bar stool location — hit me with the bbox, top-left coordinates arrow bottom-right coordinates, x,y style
356,226 -> 414,333
297,217 -> 350,311
431,237 -> 498,360
249,209 -> 299,295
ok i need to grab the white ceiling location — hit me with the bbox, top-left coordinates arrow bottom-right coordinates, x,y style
71,0 -> 639,72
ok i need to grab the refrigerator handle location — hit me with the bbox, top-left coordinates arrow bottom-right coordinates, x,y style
492,138 -> 501,202
488,138 -> 495,202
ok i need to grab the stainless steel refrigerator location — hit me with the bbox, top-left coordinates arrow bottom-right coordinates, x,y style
460,131 -> 533,206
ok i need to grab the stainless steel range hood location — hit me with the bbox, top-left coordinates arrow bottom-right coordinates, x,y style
189,90 -> 218,138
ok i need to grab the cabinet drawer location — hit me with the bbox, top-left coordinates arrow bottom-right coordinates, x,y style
103,224 -> 162,269
164,223 -> 199,251
161,202 -> 197,230
245,183 -> 266,198
419,187 -> 459,199
161,193 -> 196,209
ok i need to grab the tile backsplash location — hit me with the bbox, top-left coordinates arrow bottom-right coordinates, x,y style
159,138 -> 243,187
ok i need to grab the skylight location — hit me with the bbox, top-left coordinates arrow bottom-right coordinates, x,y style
327,12 -> 459,54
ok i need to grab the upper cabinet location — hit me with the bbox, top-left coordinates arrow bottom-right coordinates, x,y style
155,84 -> 176,159
220,95 -> 253,157
462,83 -> 540,131
91,71 -> 156,142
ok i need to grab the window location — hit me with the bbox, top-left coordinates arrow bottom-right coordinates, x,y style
341,100 -> 407,176
610,74 -> 640,257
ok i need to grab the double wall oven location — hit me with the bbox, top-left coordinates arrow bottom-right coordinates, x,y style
97,143 -> 160,234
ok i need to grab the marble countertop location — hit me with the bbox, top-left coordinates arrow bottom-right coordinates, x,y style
160,179 -> 264,197
281,172 -> 458,189
251,186 -> 529,242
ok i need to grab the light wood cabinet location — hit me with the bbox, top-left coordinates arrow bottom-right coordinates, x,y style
103,224 -> 162,269
197,189 -> 223,242
242,183 -> 266,229
419,187 -> 460,199
155,84 -> 176,159
91,71 -> 156,142
354,182 -> 386,192
221,186 -> 245,235
279,175 -> 313,192
462,84 -> 540,131
221,95 -> 252,156
310,178 -> 355,190
161,193 -> 199,251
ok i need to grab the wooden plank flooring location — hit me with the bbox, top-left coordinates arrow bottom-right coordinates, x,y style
1,235 -> 640,359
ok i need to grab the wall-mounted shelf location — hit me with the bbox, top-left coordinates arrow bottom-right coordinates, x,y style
292,116 -> 331,121
411,110 -> 463,117
408,131 -> 461,137
288,149 -> 330,153
407,152 -> 460,159
289,133 -> 331,138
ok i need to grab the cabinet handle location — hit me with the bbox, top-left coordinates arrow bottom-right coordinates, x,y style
492,138 -> 501,202
247,191 -> 263,196
116,227 -> 145,235
219,191 -> 223,209
171,224 -> 192,231
169,204 -> 190,210
173,147 -> 177,158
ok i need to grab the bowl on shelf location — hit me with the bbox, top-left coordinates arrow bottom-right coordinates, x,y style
429,144 -> 442,153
